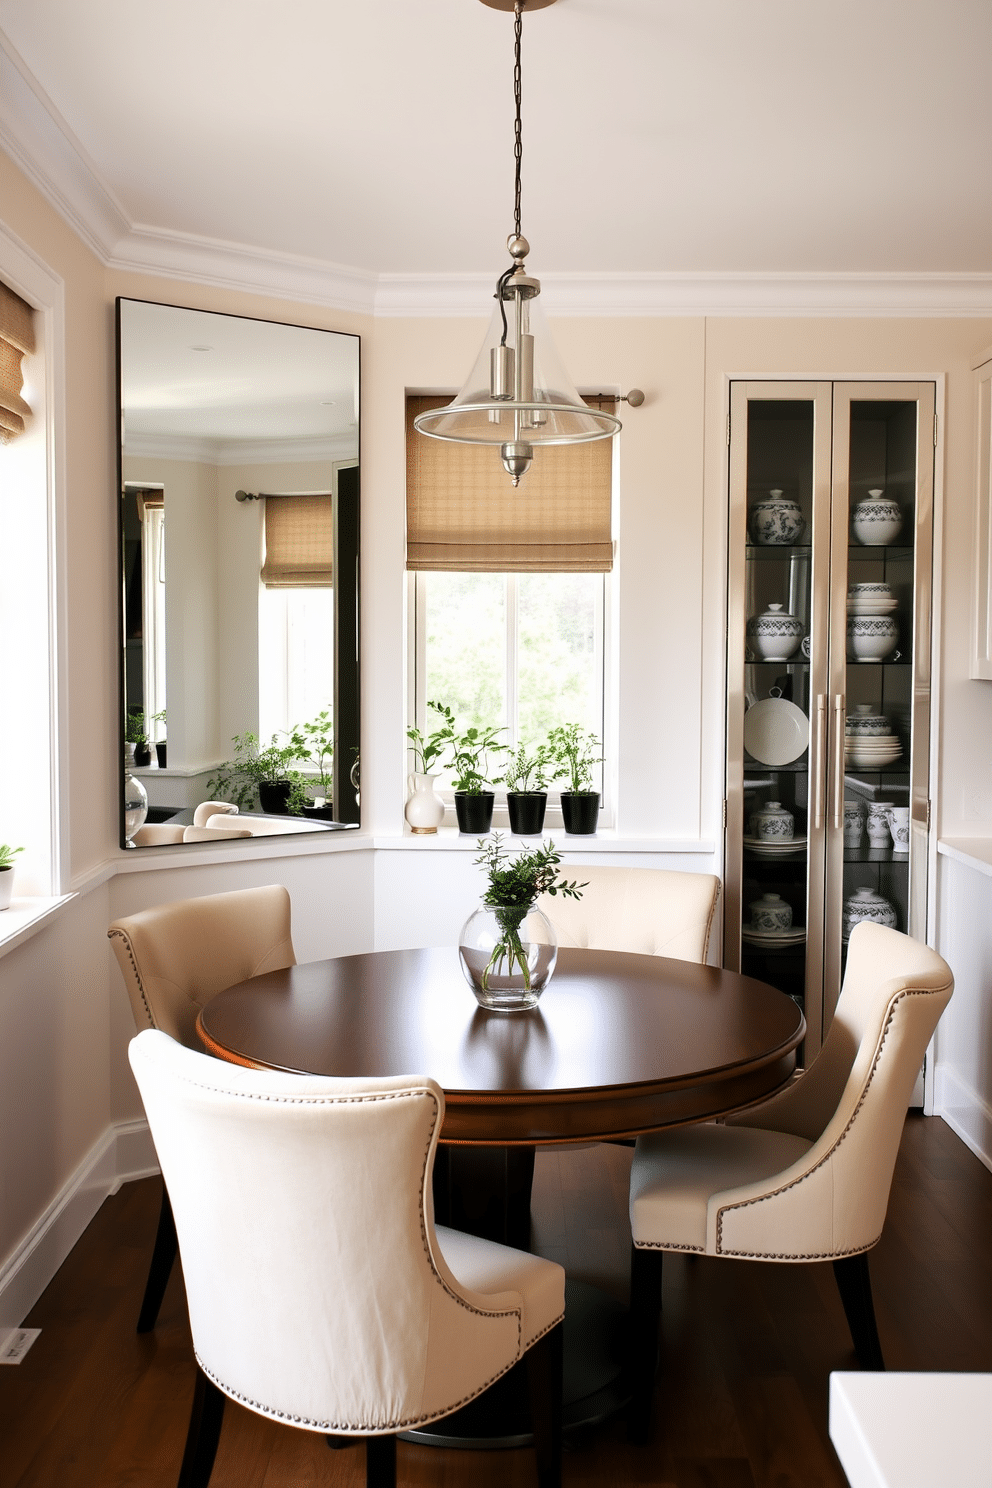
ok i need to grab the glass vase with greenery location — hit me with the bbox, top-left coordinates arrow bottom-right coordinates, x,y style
458,836 -> 586,1009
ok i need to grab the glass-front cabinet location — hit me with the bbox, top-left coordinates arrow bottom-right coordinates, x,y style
726,382 -> 935,1056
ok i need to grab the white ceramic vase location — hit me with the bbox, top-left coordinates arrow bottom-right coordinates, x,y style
746,603 -> 804,662
748,893 -> 793,932
842,886 -> 897,940
852,489 -> 903,545
847,615 -> 898,663
749,490 -> 806,546
0,865 -> 13,911
749,801 -> 794,841
405,772 -> 445,834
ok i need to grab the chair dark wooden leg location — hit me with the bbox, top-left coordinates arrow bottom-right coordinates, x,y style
137,1183 -> 178,1333
177,1367 -> 225,1488
833,1252 -> 885,1371
627,1244 -> 663,1444
365,1433 -> 397,1488
526,1321 -> 563,1488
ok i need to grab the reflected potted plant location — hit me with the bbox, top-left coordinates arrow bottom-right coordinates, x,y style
497,741 -> 556,836
126,711 -> 151,767
405,701 -> 455,834
459,836 -> 586,1011
151,709 -> 167,768
0,843 -> 23,911
299,706 -> 336,820
549,723 -> 603,836
450,719 -> 507,835
207,729 -> 309,815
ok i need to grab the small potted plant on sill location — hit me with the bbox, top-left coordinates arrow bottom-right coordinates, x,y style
125,711 -> 151,767
405,701 -> 456,834
450,720 -> 508,835
459,835 -> 586,1011
151,709 -> 167,768
0,843 -> 23,911
497,741 -> 557,836
207,729 -> 309,816
548,723 -> 603,836
299,706 -> 336,820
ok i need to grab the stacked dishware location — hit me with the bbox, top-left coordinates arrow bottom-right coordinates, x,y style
847,581 -> 897,615
844,707 -> 902,768
742,892 -> 806,947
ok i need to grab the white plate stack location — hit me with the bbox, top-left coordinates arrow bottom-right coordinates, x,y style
847,582 -> 897,616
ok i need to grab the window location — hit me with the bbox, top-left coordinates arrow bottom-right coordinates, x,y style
407,395 -> 614,817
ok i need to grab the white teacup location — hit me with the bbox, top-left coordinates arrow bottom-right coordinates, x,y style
843,801 -> 864,847
889,806 -> 910,853
867,801 -> 894,845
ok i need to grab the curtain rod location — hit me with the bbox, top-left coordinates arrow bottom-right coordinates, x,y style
234,489 -> 331,502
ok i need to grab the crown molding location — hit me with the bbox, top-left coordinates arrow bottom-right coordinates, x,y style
123,431 -> 358,467
4,31 -> 992,321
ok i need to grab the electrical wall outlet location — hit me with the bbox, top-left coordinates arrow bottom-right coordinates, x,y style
0,1327 -> 41,1364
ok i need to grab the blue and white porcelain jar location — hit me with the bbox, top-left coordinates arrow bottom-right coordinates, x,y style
749,801 -> 795,841
842,886 -> 897,940
749,489 -> 806,546
852,489 -> 903,545
748,893 -> 793,933
746,603 -> 804,662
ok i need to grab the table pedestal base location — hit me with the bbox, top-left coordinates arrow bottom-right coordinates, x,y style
401,1278 -> 628,1449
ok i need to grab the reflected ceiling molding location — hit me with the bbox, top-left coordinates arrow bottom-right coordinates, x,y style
123,431 -> 359,467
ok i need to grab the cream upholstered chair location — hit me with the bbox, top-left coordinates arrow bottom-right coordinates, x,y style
536,865 -> 721,965
132,823 -> 186,846
181,824 -> 252,842
108,885 -> 296,1332
129,1031 -> 565,1488
192,800 -> 239,826
626,922 -> 953,1442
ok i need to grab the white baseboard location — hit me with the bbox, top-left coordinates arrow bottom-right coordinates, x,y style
934,1064 -> 992,1174
0,1118 -> 157,1333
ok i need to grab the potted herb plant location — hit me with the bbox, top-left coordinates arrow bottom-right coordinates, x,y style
497,741 -> 556,836
151,709 -> 167,768
405,701 -> 455,834
299,706 -> 336,820
126,711 -> 151,767
458,835 -> 585,1011
450,719 -> 507,835
207,729 -> 309,815
549,723 -> 603,835
0,843 -> 23,911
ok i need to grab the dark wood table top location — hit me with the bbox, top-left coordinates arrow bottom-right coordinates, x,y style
197,946 -> 805,1145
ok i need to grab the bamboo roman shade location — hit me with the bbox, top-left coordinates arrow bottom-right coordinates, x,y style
260,494 -> 333,588
406,394 -> 615,572
0,282 -> 36,446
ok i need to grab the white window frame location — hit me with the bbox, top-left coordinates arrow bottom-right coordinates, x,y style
409,568 -> 614,830
0,220 -> 66,900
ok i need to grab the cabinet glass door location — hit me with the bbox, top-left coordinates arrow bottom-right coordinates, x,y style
823,384 -> 935,1017
727,383 -> 832,1053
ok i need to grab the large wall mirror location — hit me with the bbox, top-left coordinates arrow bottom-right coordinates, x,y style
116,298 -> 360,848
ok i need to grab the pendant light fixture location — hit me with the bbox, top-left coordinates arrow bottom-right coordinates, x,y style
414,0 -> 622,485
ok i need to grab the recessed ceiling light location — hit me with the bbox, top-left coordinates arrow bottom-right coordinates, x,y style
190,344 -> 213,353
320,399 -> 336,406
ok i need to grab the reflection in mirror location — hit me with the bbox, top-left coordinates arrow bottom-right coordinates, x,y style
116,299 -> 360,848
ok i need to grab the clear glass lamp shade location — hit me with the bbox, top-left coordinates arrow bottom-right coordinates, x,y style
413,287 -> 621,455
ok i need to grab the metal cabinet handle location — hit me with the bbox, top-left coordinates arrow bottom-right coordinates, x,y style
830,693 -> 846,829
812,695 -> 827,830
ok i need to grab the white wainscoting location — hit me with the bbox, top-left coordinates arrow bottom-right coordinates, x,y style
934,842 -> 992,1172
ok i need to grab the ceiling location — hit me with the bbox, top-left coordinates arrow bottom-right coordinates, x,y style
1,0 -> 991,311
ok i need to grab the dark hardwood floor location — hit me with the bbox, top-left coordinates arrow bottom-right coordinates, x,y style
2,1114 -> 990,1486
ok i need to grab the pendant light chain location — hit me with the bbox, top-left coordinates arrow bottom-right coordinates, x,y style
513,0 -> 524,241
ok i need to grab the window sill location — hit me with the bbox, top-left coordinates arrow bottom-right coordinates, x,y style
0,895 -> 75,961
373,828 -> 717,854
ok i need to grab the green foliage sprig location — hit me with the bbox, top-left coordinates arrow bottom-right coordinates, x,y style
300,706 -> 334,801
450,721 -> 507,794
406,700 -> 455,774
475,835 -> 586,909
497,741 -> 556,794
548,723 -> 603,795
125,711 -> 148,746
0,843 -> 24,869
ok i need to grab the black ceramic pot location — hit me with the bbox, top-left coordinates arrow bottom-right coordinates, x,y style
258,780 -> 295,815
561,791 -> 600,835
454,791 -> 495,835
507,791 -> 547,836
302,803 -> 337,821
133,742 -> 151,767
155,741 -> 167,768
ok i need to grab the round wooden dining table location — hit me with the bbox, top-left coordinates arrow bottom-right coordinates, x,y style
197,944 -> 805,1143
197,944 -> 804,1446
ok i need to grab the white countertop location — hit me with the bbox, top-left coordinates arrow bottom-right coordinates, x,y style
936,838 -> 992,878
830,1372 -> 992,1488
